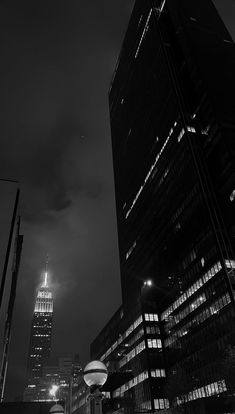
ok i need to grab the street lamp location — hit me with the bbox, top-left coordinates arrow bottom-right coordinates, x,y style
49,384 -> 59,401
83,360 -> 108,414
49,403 -> 64,414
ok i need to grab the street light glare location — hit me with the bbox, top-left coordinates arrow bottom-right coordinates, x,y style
49,384 -> 59,397
144,279 -> 152,287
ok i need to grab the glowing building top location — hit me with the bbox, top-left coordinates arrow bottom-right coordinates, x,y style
34,270 -> 53,313
25,259 -> 54,394
34,262 -> 53,313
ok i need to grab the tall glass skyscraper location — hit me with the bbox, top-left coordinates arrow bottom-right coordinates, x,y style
26,267 -> 53,388
103,0 -> 235,412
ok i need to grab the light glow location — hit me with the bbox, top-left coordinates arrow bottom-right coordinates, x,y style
49,384 -> 59,397
42,271 -> 48,288
135,9 -> 152,58
144,279 -> 152,287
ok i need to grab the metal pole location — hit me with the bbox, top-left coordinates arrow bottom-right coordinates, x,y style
0,217 -> 23,401
0,188 -> 20,312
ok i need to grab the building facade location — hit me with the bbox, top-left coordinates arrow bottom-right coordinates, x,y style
103,0 -> 235,412
24,268 -> 53,401
24,355 -> 82,404
91,302 -> 168,413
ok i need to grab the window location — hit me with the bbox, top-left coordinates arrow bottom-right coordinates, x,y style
147,338 -> 162,348
151,369 -> 166,377
230,189 -> 235,202
145,313 -> 158,321
154,399 -> 169,409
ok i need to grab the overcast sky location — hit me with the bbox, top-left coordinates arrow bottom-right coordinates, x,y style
0,0 -> 134,400
0,0 -> 234,402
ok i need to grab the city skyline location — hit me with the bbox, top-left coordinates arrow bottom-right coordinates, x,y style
0,0 -> 234,404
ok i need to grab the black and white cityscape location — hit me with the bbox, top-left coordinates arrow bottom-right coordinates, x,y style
0,1 -> 235,413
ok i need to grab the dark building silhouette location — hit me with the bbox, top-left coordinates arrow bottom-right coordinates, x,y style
24,266 -> 53,401
0,400 -> 64,414
91,0 -> 235,413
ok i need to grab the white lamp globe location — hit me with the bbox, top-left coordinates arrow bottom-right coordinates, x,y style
49,404 -> 64,414
83,360 -> 108,387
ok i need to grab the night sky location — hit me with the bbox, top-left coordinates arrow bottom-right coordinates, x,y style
0,0 -> 234,402
0,0 -> 134,400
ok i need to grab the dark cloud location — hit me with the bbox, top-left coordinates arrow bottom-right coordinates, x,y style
0,0 -> 134,400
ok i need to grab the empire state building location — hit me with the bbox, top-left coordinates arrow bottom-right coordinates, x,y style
27,265 -> 53,386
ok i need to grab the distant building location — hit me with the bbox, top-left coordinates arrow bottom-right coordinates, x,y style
24,354 -> 82,406
71,373 -> 90,414
24,264 -> 53,401
90,303 -> 166,413
92,0 -> 235,413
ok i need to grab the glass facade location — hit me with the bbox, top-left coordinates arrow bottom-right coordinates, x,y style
91,305 -> 166,413
108,0 -> 235,412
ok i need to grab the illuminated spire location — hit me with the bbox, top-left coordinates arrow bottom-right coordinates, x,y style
42,255 -> 49,288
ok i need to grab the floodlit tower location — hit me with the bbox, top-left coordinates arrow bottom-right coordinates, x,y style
27,260 -> 53,387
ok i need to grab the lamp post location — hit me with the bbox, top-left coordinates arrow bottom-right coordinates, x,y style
83,360 -> 108,414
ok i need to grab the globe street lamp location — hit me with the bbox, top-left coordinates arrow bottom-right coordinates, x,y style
49,403 -> 64,414
83,360 -> 108,414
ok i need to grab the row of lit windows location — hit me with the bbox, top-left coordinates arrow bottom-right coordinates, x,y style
166,293 -> 207,330
119,340 -> 145,368
38,291 -> 52,299
34,301 -> 53,313
100,315 -> 143,362
176,379 -> 227,406
124,328 -> 144,349
145,313 -> 158,322
34,334 -> 50,337
146,325 -> 160,335
154,399 -> 169,410
140,401 -> 151,411
161,261 -> 222,321
113,370 -> 149,397
147,339 -> 162,348
151,369 -> 165,378
135,9 -> 152,58
165,293 -> 231,347
126,240 -> 137,260
119,337 -> 162,368
225,259 -> 235,269
125,121 -> 177,219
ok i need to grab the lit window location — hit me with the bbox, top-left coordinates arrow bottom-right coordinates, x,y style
135,10 -> 152,58
126,241 -> 137,260
230,189 -> 235,202
145,313 -> 158,321
178,128 -> 185,142
147,338 -> 162,348
187,126 -> 196,133
151,369 -> 166,377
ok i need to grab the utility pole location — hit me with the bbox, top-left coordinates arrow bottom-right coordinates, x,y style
0,183 -> 20,312
0,217 -> 23,401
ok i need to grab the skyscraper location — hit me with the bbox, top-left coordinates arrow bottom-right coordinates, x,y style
94,0 -> 235,412
25,263 -> 53,396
